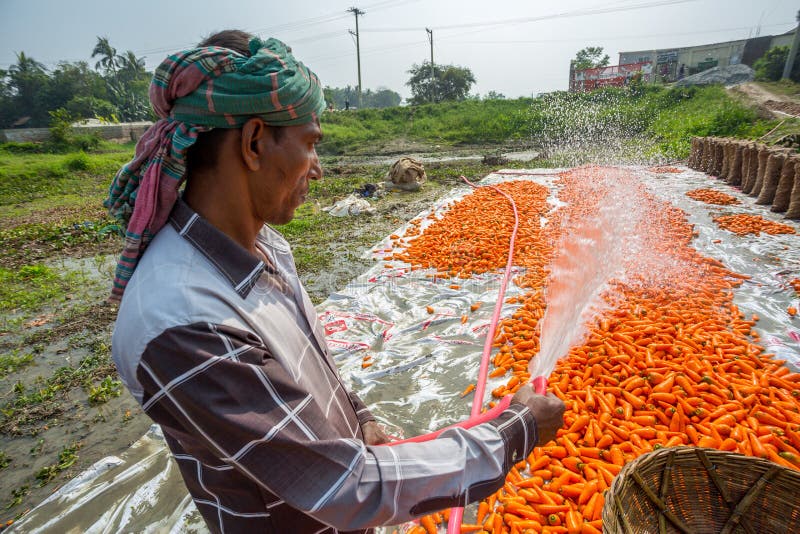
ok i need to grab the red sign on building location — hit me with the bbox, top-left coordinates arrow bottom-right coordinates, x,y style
569,62 -> 652,92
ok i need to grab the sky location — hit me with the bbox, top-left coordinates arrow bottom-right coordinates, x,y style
1,0 -> 797,100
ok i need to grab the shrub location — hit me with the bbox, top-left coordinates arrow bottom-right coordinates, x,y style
753,46 -> 800,82
64,151 -> 91,171
48,108 -> 77,146
0,142 -> 43,154
65,96 -> 119,122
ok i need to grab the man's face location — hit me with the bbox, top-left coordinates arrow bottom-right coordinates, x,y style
250,119 -> 323,226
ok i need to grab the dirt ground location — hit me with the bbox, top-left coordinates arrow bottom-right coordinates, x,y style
733,82 -> 800,118
0,147 -> 538,527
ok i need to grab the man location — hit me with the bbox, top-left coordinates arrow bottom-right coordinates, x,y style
107,30 -> 565,534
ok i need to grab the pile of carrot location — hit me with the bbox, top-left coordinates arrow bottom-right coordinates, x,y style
713,214 -> 797,236
392,167 -> 800,534
685,188 -> 740,206
390,181 -> 551,281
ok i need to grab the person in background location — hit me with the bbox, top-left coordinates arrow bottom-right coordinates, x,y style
106,29 -> 565,534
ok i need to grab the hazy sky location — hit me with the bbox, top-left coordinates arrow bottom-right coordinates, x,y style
1,0 -> 797,99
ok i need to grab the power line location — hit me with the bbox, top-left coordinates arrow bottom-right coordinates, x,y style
131,0 -> 414,57
441,23 -> 795,46
360,0 -> 701,33
303,38 -> 427,66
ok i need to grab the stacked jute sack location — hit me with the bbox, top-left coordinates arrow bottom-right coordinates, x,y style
687,136 -> 800,219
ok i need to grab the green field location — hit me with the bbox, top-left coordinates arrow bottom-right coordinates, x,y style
319,84 -> 783,157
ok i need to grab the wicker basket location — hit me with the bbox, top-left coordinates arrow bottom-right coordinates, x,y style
602,447 -> 800,534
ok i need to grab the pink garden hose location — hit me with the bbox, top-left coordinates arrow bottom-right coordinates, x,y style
382,175 -> 548,533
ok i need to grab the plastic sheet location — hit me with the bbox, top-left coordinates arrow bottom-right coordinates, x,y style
11,166 -> 799,533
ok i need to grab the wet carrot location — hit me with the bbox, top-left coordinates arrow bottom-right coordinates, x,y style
420,514 -> 437,534
406,169 -> 800,534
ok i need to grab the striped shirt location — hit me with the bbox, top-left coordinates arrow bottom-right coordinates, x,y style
111,199 -> 539,534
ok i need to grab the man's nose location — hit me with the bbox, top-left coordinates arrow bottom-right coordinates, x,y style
309,153 -> 323,181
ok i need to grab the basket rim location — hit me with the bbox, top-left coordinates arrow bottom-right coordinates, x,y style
602,446 -> 800,534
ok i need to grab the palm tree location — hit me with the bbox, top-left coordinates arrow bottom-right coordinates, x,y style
7,52 -> 48,122
92,36 -> 118,75
8,51 -> 46,77
117,50 -> 145,83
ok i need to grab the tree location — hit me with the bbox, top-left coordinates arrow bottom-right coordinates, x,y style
7,52 -> 50,125
0,69 -> 13,127
573,47 -> 610,71
91,39 -> 151,122
43,61 -> 108,117
117,51 -> 146,84
322,85 -> 400,109
92,36 -> 118,75
407,61 -> 476,105
368,87 -> 402,108
485,91 -> 506,100
753,46 -> 800,82
0,39 -> 153,128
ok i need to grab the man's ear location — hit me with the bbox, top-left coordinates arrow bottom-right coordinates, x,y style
240,118 -> 268,172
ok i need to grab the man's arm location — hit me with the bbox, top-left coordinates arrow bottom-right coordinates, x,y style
138,322 -> 545,530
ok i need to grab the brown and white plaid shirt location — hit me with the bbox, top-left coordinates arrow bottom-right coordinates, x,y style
112,199 -> 538,534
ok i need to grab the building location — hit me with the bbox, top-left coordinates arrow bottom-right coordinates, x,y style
617,27 -> 796,83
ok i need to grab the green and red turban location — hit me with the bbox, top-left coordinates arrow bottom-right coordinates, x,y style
104,37 -> 325,301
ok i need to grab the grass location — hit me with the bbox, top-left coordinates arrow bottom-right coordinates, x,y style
647,85 -> 772,158
0,264 -> 84,314
0,450 -> 9,470
0,351 -> 35,379
87,376 -> 122,405
319,98 -> 535,154
318,85 -> 778,159
0,148 -> 129,207
1,339 -> 117,434
34,442 -> 81,487
5,486 -> 28,510
0,142 -> 129,269
757,116 -> 800,144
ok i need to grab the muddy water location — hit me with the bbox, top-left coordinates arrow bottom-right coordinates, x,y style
10,166 -> 800,533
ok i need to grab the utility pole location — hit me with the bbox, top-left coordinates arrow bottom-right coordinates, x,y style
426,28 -> 434,103
783,10 -> 800,80
348,7 -> 365,108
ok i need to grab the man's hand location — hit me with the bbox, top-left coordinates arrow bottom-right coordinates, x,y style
511,386 -> 566,445
361,420 -> 391,445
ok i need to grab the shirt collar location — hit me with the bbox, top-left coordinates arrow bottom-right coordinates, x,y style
169,198 -> 275,298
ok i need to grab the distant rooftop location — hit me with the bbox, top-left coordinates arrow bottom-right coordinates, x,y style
619,26 -> 796,56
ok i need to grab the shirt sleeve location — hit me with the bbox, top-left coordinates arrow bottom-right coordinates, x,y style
348,391 -> 376,425
137,322 -> 539,530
